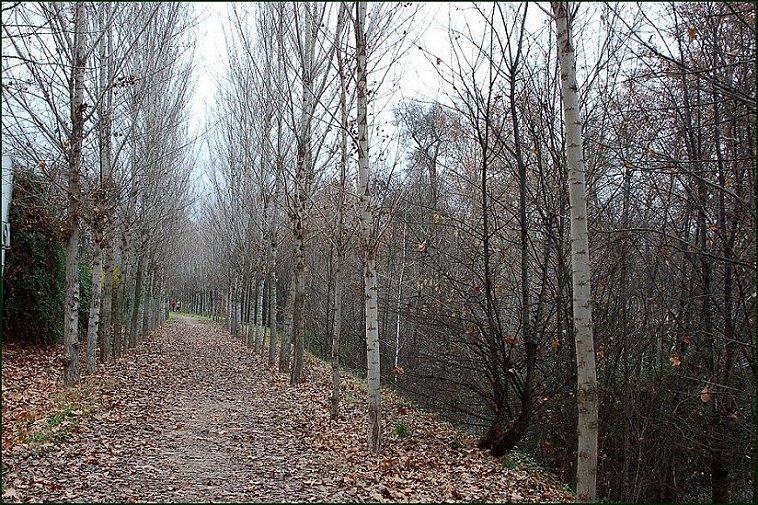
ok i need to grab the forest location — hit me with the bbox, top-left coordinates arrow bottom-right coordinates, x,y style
1,2 -> 755,503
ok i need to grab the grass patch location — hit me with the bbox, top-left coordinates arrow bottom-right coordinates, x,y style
24,405 -> 81,449
344,391 -> 358,404
16,375 -> 115,453
393,419 -> 412,438
502,450 -> 543,471
184,312 -> 215,322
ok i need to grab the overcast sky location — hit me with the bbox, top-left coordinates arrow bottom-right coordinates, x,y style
183,2 -> 584,202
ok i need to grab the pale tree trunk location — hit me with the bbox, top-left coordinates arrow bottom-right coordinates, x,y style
112,237 -> 125,360
354,1 -> 381,453
86,243 -> 103,373
100,241 -> 114,362
122,138 -> 140,351
393,223 -> 407,381
290,3 -> 316,385
268,254 -> 278,366
141,266 -> 152,336
236,281 -> 243,338
290,235 -> 306,382
552,2 -> 599,501
279,278 -> 294,373
232,279 -> 240,338
267,218 -> 278,365
255,275 -> 265,352
63,3 -> 88,387
230,283 -> 235,335
129,253 -> 144,348
331,4 -> 348,421
88,2 -> 116,371
226,283 -> 232,333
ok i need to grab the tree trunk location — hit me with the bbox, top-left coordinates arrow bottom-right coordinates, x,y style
95,1 -> 115,366
100,238 -> 114,362
86,241 -> 103,374
354,1 -> 381,453
142,266 -> 153,336
112,252 -> 124,360
129,254 -> 144,348
62,2 -> 87,387
290,230 -> 306,383
280,278 -> 294,373
331,3 -> 349,421
267,222 -> 278,365
393,223 -> 406,382
255,275 -> 265,352
552,2 -> 599,501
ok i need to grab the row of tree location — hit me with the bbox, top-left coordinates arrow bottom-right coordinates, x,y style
177,2 -> 755,503
2,2 -> 754,503
2,3 -> 196,381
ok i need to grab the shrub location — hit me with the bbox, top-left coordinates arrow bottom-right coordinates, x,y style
2,169 -> 66,344
393,419 -> 412,438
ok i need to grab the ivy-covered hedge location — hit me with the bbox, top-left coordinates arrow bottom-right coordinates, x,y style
3,169 -> 66,344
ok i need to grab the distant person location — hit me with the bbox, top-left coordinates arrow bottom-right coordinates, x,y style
170,298 -> 177,311
177,300 -> 182,312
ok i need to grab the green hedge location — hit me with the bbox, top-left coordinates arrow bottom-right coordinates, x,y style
2,170 -> 66,344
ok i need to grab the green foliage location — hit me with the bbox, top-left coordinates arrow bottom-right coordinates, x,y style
344,391 -> 358,404
393,419 -> 412,438
1,168 -> 97,344
449,437 -> 465,451
24,405 -> 81,449
502,450 -> 542,471
2,170 -> 66,344
112,265 -> 121,291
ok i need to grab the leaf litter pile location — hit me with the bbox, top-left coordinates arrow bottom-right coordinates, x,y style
2,315 -> 572,502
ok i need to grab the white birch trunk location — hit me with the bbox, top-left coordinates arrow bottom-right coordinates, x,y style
279,278 -> 294,372
100,241 -> 114,362
290,3 -> 316,384
141,267 -> 151,337
552,2 -> 599,501
268,254 -> 279,366
255,276 -> 265,352
93,2 -> 115,366
225,284 -> 231,332
355,1 -> 381,453
331,4 -> 348,421
267,220 -> 278,365
63,3 -> 88,387
393,223 -> 407,382
86,243 -> 103,373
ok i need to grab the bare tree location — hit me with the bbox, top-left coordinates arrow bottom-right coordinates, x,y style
551,2 -> 598,501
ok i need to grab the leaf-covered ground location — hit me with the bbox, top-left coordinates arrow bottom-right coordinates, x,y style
2,315 -> 572,502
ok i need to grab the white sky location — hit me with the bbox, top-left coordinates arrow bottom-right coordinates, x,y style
183,2 -> 577,200
187,2 -> 555,138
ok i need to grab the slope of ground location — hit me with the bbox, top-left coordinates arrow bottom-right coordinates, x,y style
1,315 -> 572,503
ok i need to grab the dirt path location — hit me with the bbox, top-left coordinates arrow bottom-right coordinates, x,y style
2,316 -> 354,502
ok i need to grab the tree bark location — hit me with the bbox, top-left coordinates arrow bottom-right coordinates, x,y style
290,3 -> 316,385
62,2 -> 88,387
393,223 -> 406,382
330,3 -> 349,421
129,253 -> 144,348
279,278 -> 294,373
255,275 -> 265,352
552,2 -> 599,501
354,1 -> 381,453
86,241 -> 103,373
100,238 -> 114,362
267,224 -> 278,365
